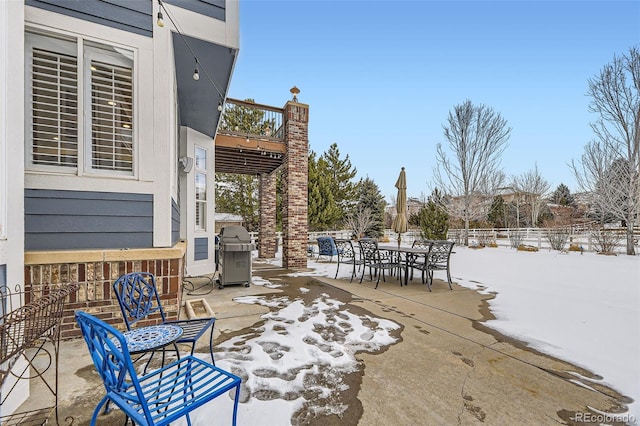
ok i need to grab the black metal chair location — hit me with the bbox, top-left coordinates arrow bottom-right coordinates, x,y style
358,239 -> 401,288
408,239 -> 433,283
425,240 -> 455,291
334,239 -> 365,282
113,272 -> 217,364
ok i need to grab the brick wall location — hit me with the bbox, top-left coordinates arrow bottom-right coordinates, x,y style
282,101 -> 309,269
24,245 -> 186,340
259,172 -> 277,258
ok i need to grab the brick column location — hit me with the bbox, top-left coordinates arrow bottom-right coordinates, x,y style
258,171 -> 277,258
282,89 -> 309,269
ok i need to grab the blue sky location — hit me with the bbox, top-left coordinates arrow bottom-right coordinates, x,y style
227,0 -> 640,201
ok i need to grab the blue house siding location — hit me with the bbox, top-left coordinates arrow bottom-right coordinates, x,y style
194,237 -> 208,261
171,198 -> 180,245
25,189 -> 153,251
164,0 -> 225,21
25,0 -> 153,37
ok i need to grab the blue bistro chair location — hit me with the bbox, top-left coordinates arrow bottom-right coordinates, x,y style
113,272 -> 216,364
316,236 -> 339,261
75,311 -> 241,426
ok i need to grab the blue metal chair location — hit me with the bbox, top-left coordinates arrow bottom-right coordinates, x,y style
316,236 -> 338,261
113,272 -> 216,364
75,311 -> 241,426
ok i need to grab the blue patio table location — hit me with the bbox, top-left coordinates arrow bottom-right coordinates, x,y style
115,324 -> 184,354
105,324 -> 184,414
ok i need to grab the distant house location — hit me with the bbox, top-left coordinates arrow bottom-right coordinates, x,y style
214,212 -> 244,233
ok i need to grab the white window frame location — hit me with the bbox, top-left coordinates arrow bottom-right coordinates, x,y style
25,30 -> 136,177
0,0 -> 6,239
25,32 -> 78,173
83,43 -> 134,176
194,146 -> 207,232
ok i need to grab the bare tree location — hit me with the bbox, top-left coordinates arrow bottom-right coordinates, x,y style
514,164 -> 551,227
343,207 -> 374,239
571,46 -> 639,255
433,100 -> 511,245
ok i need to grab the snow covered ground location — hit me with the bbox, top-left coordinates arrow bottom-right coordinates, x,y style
180,244 -> 640,425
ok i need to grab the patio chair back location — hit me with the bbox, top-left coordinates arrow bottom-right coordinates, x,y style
113,272 -> 217,363
75,311 -> 241,426
358,239 -> 400,288
113,272 -> 166,330
316,236 -> 338,261
334,239 -> 364,282
408,240 -> 433,284
426,240 -> 455,290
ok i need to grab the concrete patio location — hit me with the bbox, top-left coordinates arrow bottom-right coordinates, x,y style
18,258 -> 629,425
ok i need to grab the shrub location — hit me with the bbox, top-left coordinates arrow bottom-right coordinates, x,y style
545,227 -> 571,251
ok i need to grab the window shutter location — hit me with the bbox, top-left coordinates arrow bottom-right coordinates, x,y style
31,47 -> 78,167
90,59 -> 133,172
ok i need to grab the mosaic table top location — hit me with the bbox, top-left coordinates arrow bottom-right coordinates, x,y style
114,324 -> 184,353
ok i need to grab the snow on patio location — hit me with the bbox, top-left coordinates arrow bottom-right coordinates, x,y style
178,277 -> 402,426
299,244 -> 640,422
178,243 -> 638,425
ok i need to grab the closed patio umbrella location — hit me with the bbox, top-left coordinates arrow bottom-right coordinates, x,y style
392,167 -> 408,247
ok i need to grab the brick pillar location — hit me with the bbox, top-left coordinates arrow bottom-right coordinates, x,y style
282,89 -> 309,269
258,171 -> 277,258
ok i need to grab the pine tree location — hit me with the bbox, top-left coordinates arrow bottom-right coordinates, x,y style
321,143 -> 358,221
308,151 -> 341,231
215,173 -> 260,231
415,189 -> 449,240
550,183 -> 575,207
355,177 -> 386,238
487,195 -> 506,228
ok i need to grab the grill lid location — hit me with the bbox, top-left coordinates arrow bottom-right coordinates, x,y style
219,225 -> 252,243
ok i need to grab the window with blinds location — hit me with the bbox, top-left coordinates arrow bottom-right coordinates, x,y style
90,59 -> 133,172
26,32 -> 135,175
31,47 -> 78,167
195,147 -> 207,231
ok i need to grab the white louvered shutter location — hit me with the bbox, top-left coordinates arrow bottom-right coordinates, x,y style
30,46 -> 78,167
89,58 -> 133,172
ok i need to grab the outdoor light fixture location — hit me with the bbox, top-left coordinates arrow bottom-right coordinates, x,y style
217,101 -> 223,112
157,1 -> 164,27
193,62 -> 200,81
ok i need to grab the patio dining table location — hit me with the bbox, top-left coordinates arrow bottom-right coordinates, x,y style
377,245 -> 431,286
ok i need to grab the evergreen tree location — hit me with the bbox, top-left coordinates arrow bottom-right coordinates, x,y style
487,195 -> 507,228
355,177 -> 386,238
417,198 -> 449,240
219,98 -> 273,134
308,151 -> 341,231
321,143 -> 358,221
215,173 -> 260,231
550,183 -> 575,206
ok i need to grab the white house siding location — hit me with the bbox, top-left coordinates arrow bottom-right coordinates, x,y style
179,126 -> 217,276
1,0 -> 26,417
